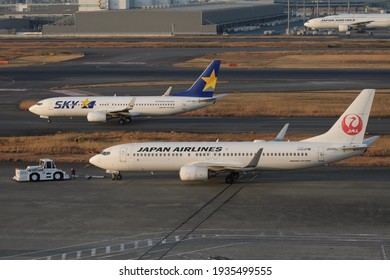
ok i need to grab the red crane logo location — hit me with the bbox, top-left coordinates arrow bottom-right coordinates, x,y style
341,114 -> 363,135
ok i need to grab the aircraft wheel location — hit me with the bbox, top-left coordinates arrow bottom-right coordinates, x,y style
47,119 -> 51,123
125,117 -> 132,124
116,174 -> 122,180
119,118 -> 125,125
225,174 -> 235,184
53,172 -> 63,181
232,172 -> 240,180
30,173 -> 40,182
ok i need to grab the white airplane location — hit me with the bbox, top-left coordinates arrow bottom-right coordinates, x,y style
89,89 -> 379,183
304,13 -> 390,32
28,60 -> 224,125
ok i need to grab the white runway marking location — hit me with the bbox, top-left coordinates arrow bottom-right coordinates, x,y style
0,88 -> 26,91
51,89 -> 88,96
83,62 -> 145,65
381,245 -> 387,260
76,251 -> 81,259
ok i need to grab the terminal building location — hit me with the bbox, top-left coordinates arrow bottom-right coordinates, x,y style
42,1 -> 285,35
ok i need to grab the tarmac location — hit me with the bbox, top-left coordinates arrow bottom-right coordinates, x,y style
1,162 -> 389,260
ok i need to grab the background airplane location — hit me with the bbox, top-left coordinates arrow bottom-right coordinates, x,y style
304,13 -> 390,32
89,89 -> 378,183
29,60 -> 224,125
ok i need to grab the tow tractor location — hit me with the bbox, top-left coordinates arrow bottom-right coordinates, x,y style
13,159 -> 70,182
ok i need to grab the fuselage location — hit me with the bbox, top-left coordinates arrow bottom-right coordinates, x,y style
29,96 -> 215,118
89,141 -> 364,173
304,13 -> 390,29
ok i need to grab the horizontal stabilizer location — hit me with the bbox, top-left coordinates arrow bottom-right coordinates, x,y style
363,135 -> 380,146
198,94 -> 227,103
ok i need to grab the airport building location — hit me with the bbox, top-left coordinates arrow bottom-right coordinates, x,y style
42,1 -> 285,35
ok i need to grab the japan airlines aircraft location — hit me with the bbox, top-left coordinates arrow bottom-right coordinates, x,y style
28,60 -> 224,125
89,89 -> 379,183
304,13 -> 390,32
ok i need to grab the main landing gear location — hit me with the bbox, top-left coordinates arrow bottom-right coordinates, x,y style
119,116 -> 132,125
225,172 -> 239,184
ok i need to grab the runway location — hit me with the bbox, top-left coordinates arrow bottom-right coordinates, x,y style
0,163 -> 389,260
0,113 -> 388,137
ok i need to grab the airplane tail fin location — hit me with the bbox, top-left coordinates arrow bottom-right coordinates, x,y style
302,89 -> 375,144
172,60 -> 221,98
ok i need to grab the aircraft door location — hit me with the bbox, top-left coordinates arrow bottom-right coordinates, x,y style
120,147 -> 127,162
181,102 -> 187,111
48,100 -> 54,111
318,147 -> 325,162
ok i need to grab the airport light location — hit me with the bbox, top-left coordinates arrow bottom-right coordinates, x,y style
287,0 -> 290,35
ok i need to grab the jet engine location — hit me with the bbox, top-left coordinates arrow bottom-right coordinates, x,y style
338,25 -> 351,32
87,111 -> 107,122
179,166 -> 216,181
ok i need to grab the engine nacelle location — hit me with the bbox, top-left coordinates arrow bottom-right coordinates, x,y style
179,166 -> 216,181
87,111 -> 107,122
338,24 -> 351,32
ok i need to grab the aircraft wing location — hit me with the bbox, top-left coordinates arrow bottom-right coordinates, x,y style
350,20 -> 374,28
106,97 -> 139,117
184,148 -> 263,172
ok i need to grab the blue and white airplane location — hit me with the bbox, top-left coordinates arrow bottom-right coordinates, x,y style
29,60 -> 224,125
90,89 -> 379,183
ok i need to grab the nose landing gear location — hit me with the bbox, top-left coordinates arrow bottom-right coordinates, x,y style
112,171 -> 122,180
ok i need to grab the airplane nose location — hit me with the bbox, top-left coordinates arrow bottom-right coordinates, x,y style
304,22 -> 309,27
89,154 -> 100,167
28,104 -> 38,114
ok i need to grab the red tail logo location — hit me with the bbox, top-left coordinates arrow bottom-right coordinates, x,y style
341,114 -> 363,135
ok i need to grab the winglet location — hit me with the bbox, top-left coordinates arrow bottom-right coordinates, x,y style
246,148 -> 263,168
273,123 -> 289,141
162,86 -> 173,96
126,97 -> 136,111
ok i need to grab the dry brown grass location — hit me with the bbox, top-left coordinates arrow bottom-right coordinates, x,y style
1,39 -> 389,68
179,50 -> 390,69
0,39 -> 389,50
0,132 -> 388,166
0,50 -> 83,67
184,91 -> 390,118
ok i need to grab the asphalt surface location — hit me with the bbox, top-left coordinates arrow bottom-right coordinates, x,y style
1,42 -> 389,260
1,163 -> 389,260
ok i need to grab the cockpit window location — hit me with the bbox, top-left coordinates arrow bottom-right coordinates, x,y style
37,102 -> 43,106
100,151 -> 110,156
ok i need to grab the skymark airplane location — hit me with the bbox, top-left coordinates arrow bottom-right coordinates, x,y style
29,60 -> 224,125
89,89 -> 378,183
304,13 -> 390,32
